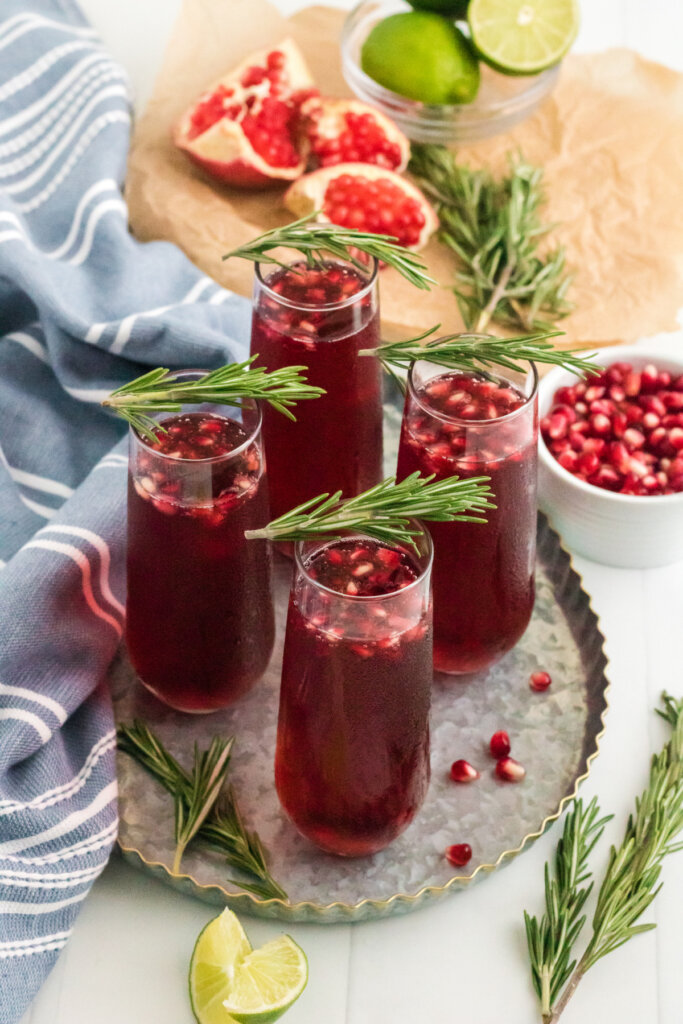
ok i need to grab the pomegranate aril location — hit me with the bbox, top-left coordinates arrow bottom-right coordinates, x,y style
450,759 -> 480,783
530,671 -> 552,692
446,843 -> 472,868
489,730 -> 511,759
495,757 -> 526,782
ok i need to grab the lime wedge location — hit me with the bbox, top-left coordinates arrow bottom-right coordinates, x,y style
189,909 -> 308,1024
468,0 -> 579,75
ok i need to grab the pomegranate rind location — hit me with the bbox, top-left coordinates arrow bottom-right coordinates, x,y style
300,96 -> 411,173
284,162 -> 439,251
174,38 -> 314,189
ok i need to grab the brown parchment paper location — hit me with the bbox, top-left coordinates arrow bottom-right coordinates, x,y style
126,0 -> 683,348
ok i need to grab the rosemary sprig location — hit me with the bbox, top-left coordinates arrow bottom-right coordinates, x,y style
524,798 -> 612,1017
409,145 -> 573,333
223,213 -> 437,291
525,692 -> 683,1023
245,472 -> 494,549
362,326 -> 599,386
117,721 -> 287,901
102,358 -> 324,442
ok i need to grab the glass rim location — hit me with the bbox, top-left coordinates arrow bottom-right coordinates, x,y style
255,254 -> 379,313
293,520 -> 434,603
407,353 -> 539,428
129,369 -> 263,465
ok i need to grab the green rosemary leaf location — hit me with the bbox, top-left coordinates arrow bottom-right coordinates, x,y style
363,327 -> 600,380
223,213 -> 437,291
116,721 -> 287,901
409,144 -> 573,333
245,472 -> 494,550
102,358 -> 324,440
526,693 -> 683,1023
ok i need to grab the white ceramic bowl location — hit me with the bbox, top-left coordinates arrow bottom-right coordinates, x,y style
538,345 -> 683,568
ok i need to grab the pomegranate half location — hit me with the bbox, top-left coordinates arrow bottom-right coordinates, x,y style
300,96 -> 410,172
284,163 -> 438,250
174,39 -> 316,189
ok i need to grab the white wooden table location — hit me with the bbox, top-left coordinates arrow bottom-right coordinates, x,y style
22,2 -> 683,1022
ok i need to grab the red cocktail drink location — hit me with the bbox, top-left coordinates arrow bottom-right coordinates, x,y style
126,392 -> 274,712
397,357 -> 538,675
250,258 -> 382,519
275,530 -> 433,856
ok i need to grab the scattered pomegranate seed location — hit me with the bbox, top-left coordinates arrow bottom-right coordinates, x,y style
530,671 -> 552,692
450,759 -> 480,783
495,757 -> 526,782
489,731 -> 511,759
445,843 -> 472,868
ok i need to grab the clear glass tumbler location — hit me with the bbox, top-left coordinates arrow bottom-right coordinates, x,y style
396,350 -> 538,675
275,526 -> 433,856
126,374 -> 274,712
250,256 -> 383,519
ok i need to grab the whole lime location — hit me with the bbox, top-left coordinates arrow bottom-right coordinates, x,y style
361,12 -> 480,105
407,0 -> 470,18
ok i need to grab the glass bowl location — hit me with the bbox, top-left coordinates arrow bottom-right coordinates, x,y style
341,0 -> 561,145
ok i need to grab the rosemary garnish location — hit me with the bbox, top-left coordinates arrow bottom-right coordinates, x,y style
117,721 -> 287,901
223,213 -> 437,291
362,326 -> 599,388
245,472 -> 494,549
525,692 -> 683,1023
102,359 -> 324,442
409,145 -> 573,333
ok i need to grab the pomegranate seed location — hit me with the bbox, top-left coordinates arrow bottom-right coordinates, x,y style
624,370 -> 641,396
489,731 -> 511,759
623,427 -> 645,449
450,759 -> 480,783
495,757 -> 526,782
590,413 -> 611,436
445,843 -> 472,868
641,364 -> 659,391
670,427 -> 683,450
530,671 -> 552,692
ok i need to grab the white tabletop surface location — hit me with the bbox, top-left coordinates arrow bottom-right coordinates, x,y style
21,2 -> 683,1022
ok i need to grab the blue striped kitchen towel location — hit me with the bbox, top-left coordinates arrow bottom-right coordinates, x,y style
0,1 -> 251,1019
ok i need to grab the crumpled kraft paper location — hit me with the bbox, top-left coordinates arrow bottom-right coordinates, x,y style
126,0 -> 683,348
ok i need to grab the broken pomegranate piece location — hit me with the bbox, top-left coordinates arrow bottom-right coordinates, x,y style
300,96 -> 410,171
174,39 -> 316,188
285,163 -> 438,250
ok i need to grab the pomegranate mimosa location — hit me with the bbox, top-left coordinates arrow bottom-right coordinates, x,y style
397,357 -> 538,675
275,529 -> 433,856
250,256 -> 382,518
125,386 -> 274,712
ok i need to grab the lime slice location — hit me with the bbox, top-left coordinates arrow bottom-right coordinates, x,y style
468,0 -> 579,75
361,12 -> 480,105
189,909 -> 308,1024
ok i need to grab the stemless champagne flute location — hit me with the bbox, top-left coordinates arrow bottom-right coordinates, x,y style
250,255 -> 383,518
126,373 -> 274,712
275,526 -> 433,856
397,353 -> 538,675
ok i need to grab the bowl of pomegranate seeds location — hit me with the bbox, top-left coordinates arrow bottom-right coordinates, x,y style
538,346 -> 683,568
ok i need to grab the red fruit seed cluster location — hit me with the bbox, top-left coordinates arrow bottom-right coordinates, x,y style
542,361 -> 683,495
309,110 -> 403,169
322,173 -> 427,248
188,51 -> 305,168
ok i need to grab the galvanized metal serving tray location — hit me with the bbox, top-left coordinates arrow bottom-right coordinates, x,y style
114,403 -> 609,923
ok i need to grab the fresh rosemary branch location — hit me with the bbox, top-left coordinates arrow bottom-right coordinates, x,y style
362,327 -> 599,385
245,472 -> 494,549
525,692 -> 683,1023
223,213 -> 437,291
102,358 -> 324,442
524,798 -> 612,1017
117,721 -> 287,900
409,145 -> 573,333
173,738 -> 233,875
